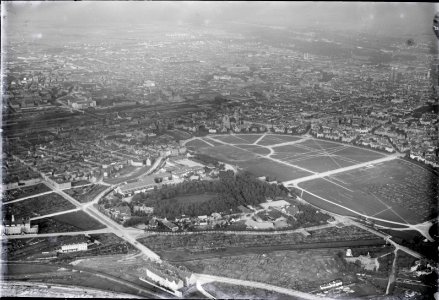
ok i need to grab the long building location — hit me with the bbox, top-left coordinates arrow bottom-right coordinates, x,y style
1,216 -> 38,235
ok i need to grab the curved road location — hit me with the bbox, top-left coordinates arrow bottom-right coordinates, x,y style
192,273 -> 325,300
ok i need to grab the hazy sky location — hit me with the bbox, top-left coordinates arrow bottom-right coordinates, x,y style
3,2 -> 436,36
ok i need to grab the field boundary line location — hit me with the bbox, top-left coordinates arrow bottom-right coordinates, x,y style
3,191 -> 54,205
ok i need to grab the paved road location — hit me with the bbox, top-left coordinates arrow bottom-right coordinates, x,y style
347,220 -> 423,259
83,185 -> 115,209
144,156 -> 165,176
30,208 -> 81,221
284,152 -> 403,186
191,273 -> 325,300
1,228 -> 112,240
253,133 -> 267,145
375,221 -> 434,243
196,281 -> 216,299
264,137 -> 309,148
386,249 -> 398,295
83,205 -> 161,262
3,191 -> 53,205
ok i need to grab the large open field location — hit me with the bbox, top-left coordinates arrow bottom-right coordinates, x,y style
272,142 -> 385,173
299,159 -> 438,225
198,144 -> 257,162
187,134 -> 387,174
183,134 -> 433,227
232,157 -> 313,181
33,210 -> 106,233
3,193 -> 76,220
257,134 -> 303,146
186,134 -> 390,180
233,144 -> 271,155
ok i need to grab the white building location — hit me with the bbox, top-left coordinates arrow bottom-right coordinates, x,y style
320,279 -> 343,290
145,269 -> 184,292
60,242 -> 88,253
260,200 -> 290,210
1,216 -> 38,235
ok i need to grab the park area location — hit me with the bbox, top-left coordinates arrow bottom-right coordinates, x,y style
299,159 -> 438,225
3,193 -> 76,220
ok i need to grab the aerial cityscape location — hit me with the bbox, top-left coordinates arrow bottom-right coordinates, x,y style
1,2 -> 438,299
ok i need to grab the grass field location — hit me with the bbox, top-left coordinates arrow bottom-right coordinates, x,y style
299,159 -> 437,224
233,144 -> 271,155
288,156 -> 353,173
4,193 -> 76,220
212,135 -> 257,145
199,145 -> 259,162
331,146 -> 384,163
230,134 -> 263,144
185,139 -> 213,149
184,134 -> 430,226
298,139 -> 344,150
203,137 -> 224,146
191,135 -> 389,176
257,135 -> 303,146
272,142 -> 385,172
33,210 -> 106,233
272,144 -> 313,154
236,157 -> 313,181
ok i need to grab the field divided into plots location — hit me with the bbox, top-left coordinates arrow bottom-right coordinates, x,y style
185,134 -> 431,226
186,134 -> 386,174
299,159 -> 437,225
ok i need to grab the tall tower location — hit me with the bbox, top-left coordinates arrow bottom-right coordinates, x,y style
389,67 -> 397,83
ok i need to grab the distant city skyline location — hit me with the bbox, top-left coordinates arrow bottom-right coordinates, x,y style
3,2 -> 436,36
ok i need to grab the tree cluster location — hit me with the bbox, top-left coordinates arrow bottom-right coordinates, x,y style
131,170 -> 288,219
